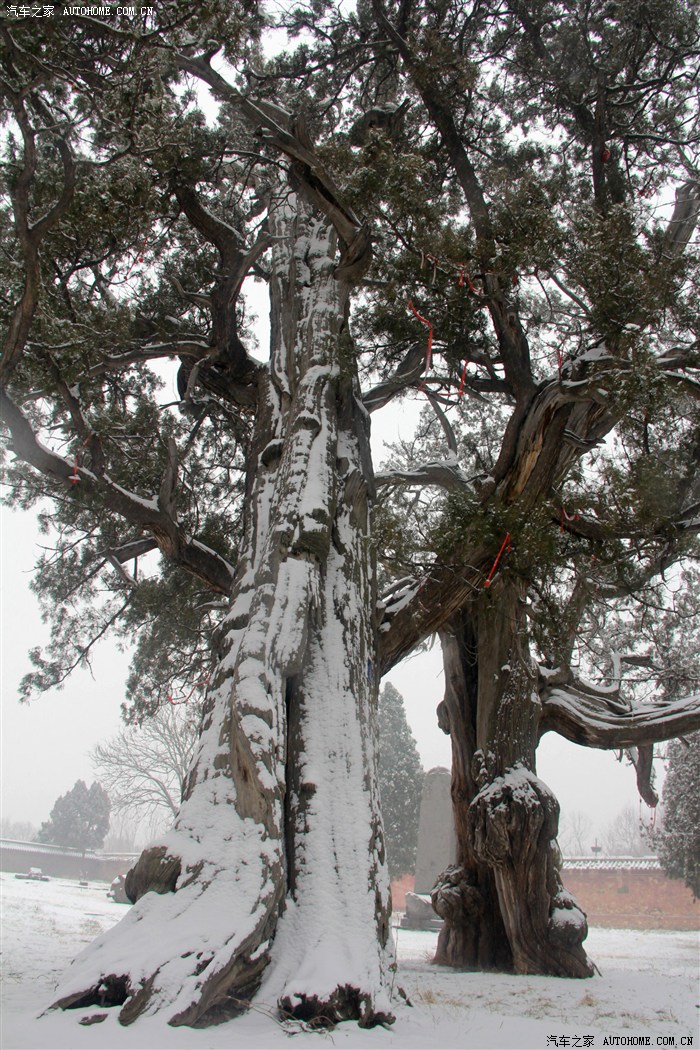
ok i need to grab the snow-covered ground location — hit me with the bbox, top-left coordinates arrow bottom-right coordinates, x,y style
1,872 -> 697,1050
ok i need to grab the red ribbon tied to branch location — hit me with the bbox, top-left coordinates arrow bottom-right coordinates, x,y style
407,299 -> 434,377
167,677 -> 210,706
484,532 -> 511,588
560,507 -> 580,532
458,359 -> 469,398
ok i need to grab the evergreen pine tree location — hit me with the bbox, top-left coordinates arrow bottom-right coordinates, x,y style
378,683 -> 423,879
37,780 -> 111,853
657,733 -> 700,898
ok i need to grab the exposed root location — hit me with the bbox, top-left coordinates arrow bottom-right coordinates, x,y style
124,846 -> 181,903
279,986 -> 395,1029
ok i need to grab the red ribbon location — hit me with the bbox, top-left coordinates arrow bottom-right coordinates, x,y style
484,533 -> 511,588
458,360 -> 469,397
167,677 -> 209,706
408,299 -> 434,376
560,507 -> 580,533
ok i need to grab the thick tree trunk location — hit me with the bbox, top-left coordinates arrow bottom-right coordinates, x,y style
52,196 -> 393,1028
433,582 -> 594,978
432,610 -> 512,972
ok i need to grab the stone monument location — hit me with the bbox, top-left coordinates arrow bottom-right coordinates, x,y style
401,766 -> 456,929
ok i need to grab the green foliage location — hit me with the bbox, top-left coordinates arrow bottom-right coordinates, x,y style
657,733 -> 700,898
377,683 -> 424,879
37,779 -> 111,852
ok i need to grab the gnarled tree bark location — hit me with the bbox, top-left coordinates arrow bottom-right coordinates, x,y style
52,194 -> 393,1028
432,582 -> 700,978
433,583 -> 593,978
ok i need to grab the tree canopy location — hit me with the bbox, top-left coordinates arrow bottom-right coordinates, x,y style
37,779 -> 110,853
656,731 -> 700,897
377,682 -> 423,879
2,0 -> 700,1030
2,2 -> 699,727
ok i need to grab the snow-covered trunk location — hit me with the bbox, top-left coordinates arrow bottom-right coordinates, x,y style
52,195 -> 393,1028
435,583 -> 594,978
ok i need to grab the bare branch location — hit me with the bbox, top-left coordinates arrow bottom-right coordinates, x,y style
662,181 -> 700,260
169,276 -> 212,308
158,437 -> 178,519
425,391 -> 459,454
625,744 -> 658,807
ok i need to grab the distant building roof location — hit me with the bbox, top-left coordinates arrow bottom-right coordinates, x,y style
0,838 -> 138,862
563,856 -> 662,871
0,838 -> 96,856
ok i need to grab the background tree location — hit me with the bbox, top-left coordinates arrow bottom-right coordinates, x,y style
37,780 -> 110,854
2,0 -> 700,1030
102,816 -> 145,856
377,682 -> 423,880
0,818 -> 37,842
656,732 -> 700,898
557,811 -> 594,858
91,703 -> 199,827
602,806 -> 650,858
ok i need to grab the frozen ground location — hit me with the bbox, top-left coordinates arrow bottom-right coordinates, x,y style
0,871 -> 697,1050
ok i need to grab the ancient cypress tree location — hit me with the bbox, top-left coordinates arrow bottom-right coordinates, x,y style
2,0 -> 700,1031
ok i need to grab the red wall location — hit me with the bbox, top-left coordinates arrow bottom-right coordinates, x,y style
562,867 -> 699,930
390,869 -> 699,930
390,874 -> 415,911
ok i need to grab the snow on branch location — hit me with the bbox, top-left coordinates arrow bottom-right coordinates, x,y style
362,343 -> 425,411
540,680 -> 700,749
375,458 -> 472,493
104,537 -> 159,562
86,340 -> 211,380
378,576 -> 422,623
378,564 -> 484,673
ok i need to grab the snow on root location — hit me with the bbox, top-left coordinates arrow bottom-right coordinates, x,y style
50,805 -> 284,1027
